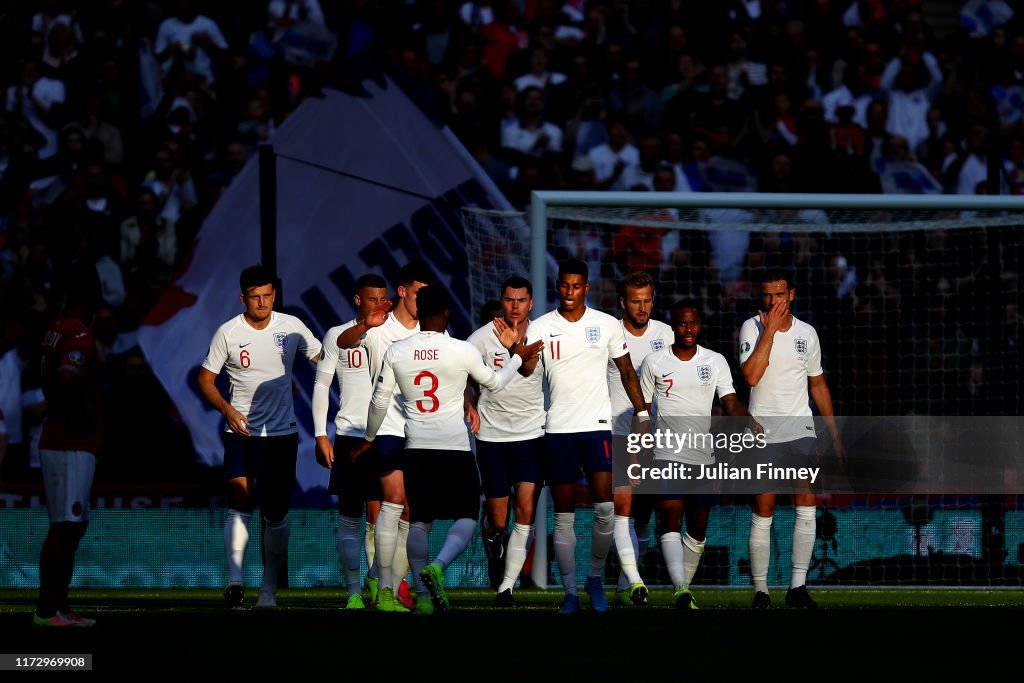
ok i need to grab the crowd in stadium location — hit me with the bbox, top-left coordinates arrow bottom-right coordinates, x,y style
0,0 -> 1022,490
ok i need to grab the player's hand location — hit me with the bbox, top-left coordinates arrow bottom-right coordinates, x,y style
363,300 -> 393,329
315,435 -> 334,469
629,454 -> 641,488
492,317 -> 518,349
748,418 -> 765,437
226,408 -> 250,436
759,298 -> 789,335
465,402 -> 480,434
512,339 -> 544,363
349,440 -> 372,463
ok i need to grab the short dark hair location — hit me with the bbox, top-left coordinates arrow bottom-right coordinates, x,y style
354,273 -> 387,292
416,284 -> 449,319
558,258 -> 589,282
620,271 -> 654,295
479,299 -> 503,325
396,261 -> 435,288
500,275 -> 532,298
670,299 -> 701,319
239,264 -> 275,293
761,268 -> 792,289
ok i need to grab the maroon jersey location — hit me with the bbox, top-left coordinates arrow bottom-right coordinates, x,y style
39,317 -> 102,453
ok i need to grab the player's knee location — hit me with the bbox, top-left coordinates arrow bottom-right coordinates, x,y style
593,501 -> 614,527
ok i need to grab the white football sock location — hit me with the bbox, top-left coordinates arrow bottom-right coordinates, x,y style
682,532 -> 705,589
750,512 -> 773,594
589,501 -> 614,577
261,515 -> 290,592
408,521 -> 431,596
613,515 -> 641,585
498,523 -> 532,593
375,502 -> 402,589
364,521 -> 376,568
791,506 -> 816,589
224,510 -> 250,585
393,519 -> 410,585
436,518 -> 477,569
660,532 -> 685,591
617,520 -> 639,592
553,512 -> 577,595
337,516 -> 361,596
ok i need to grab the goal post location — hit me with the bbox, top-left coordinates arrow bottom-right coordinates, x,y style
462,191 -> 1024,589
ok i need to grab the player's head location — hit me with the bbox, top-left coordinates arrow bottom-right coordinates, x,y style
238,264 -> 276,323
619,271 -> 654,327
760,267 -> 795,312
500,275 -> 533,326
353,273 -> 388,319
395,261 -> 435,320
416,284 -> 449,331
670,299 -> 702,349
557,258 -> 589,314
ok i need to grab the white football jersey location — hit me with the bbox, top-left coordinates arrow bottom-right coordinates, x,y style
527,307 -> 629,433
367,332 -> 523,450
738,315 -> 822,443
314,319 -> 371,437
362,313 -> 420,438
639,346 -> 736,464
608,319 -> 673,435
202,312 -> 322,437
467,321 -> 545,442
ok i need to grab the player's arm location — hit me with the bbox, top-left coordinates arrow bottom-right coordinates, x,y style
638,356 -> 657,414
809,374 -> 845,466
297,320 -> 324,364
464,386 -> 480,433
336,300 -> 393,348
197,367 -> 249,436
352,351 -> 397,461
312,333 -> 339,469
740,302 -> 784,386
612,353 -> 646,414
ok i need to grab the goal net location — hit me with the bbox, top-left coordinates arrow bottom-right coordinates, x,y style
461,193 -> 1024,588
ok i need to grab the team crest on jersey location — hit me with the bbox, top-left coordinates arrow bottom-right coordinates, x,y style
697,364 -> 713,385
273,332 -> 288,354
586,326 -> 601,343
794,338 -> 808,356
651,339 -> 665,352
68,350 -> 85,366
740,341 -> 751,355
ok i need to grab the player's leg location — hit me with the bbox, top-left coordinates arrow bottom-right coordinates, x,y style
545,433 -> 581,613
612,486 -> 646,605
750,491 -> 776,608
371,436 -> 407,612
495,436 -> 543,604
632,492 -> 656,574
476,439 -> 511,589
657,495 -> 688,605
403,449 -> 432,613
363,499 -> 381,603
334,436 -> 366,609
221,434 -> 254,607
785,438 -> 820,608
583,432 -> 615,613
677,494 -> 713,609
255,434 -> 298,607
35,450 -> 95,627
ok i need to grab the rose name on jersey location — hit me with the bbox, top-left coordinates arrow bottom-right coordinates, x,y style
413,349 -> 439,361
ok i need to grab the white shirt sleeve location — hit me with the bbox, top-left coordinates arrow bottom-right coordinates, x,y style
806,327 -> 823,377
312,332 -> 339,437
607,318 -> 629,360
714,353 -> 737,399
738,318 -> 759,365
201,326 -> 228,374
639,355 -> 656,403
467,346 -> 523,392
365,347 -> 398,442
295,320 -> 324,362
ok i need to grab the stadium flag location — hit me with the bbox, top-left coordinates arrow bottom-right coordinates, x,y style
879,160 -> 943,195
137,68 -> 512,500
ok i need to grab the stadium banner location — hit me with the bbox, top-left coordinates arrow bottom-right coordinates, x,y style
137,72 -> 511,500
612,416 -> 1024,495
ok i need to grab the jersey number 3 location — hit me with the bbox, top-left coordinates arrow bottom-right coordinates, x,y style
414,370 -> 439,413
